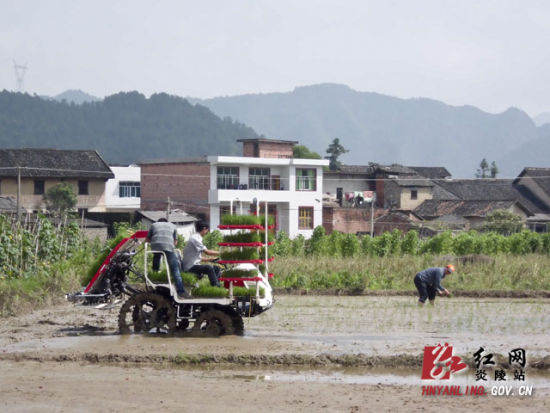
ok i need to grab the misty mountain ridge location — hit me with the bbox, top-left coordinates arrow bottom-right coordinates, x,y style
0,91 -> 256,165
2,85 -> 547,178
534,112 -> 550,127
51,89 -> 102,104
192,83 -> 546,177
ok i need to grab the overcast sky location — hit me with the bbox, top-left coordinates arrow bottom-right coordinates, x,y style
1,0 -> 549,117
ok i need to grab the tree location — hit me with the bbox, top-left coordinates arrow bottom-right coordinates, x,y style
325,138 -> 348,171
490,161 -> 499,178
476,158 -> 489,178
43,183 -> 77,218
481,209 -> 524,235
293,145 -> 321,159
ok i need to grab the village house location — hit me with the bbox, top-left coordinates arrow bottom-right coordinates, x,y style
415,179 -> 535,231
139,138 -> 329,238
513,167 -> 550,232
0,149 -> 114,214
323,163 -> 451,234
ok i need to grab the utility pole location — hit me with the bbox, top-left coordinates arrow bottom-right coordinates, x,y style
370,199 -> 374,238
17,167 -> 21,222
166,197 -> 172,221
13,61 -> 27,92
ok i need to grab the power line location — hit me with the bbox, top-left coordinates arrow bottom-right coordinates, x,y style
2,166 -> 550,181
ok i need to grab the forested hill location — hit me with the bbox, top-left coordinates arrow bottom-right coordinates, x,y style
193,83 -> 547,178
0,91 -> 258,164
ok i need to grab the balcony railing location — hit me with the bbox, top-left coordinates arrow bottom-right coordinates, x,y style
217,176 -> 285,191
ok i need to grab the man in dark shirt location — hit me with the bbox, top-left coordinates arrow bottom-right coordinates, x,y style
414,265 -> 455,305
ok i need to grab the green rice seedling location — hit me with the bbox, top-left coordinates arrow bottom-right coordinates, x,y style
221,214 -> 262,226
81,235 -> 124,286
232,286 -> 265,298
223,232 -> 261,243
220,249 -> 259,261
191,285 -> 228,298
147,269 -> 168,283
222,269 -> 258,278
181,272 -> 199,285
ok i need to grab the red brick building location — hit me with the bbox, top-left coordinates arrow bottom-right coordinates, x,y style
138,157 -> 210,220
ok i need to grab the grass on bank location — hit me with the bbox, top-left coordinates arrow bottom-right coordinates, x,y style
0,252 -> 86,316
2,251 -> 549,317
269,254 -> 550,292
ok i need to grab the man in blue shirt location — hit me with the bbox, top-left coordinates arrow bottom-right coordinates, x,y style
414,265 -> 455,305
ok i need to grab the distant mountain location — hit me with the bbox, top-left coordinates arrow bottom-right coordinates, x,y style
52,89 -> 101,104
0,91 -> 258,164
193,83 -> 542,177
497,123 -> 550,173
533,112 -> 550,126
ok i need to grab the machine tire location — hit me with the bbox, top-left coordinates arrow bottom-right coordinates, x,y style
119,292 -> 176,335
192,308 -> 235,337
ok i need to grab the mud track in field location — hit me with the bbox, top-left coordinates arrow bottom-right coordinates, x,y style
1,296 -> 549,412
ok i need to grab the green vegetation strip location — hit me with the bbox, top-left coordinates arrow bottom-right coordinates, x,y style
269,255 -> 550,291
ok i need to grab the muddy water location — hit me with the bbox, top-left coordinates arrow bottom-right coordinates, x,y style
1,296 -> 549,412
1,296 -> 549,363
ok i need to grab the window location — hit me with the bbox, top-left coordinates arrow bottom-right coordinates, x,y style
78,180 -> 89,195
411,189 -> 418,200
298,207 -> 314,229
34,180 -> 45,195
249,167 -> 270,190
119,181 -> 141,197
296,169 -> 316,191
217,167 -> 239,189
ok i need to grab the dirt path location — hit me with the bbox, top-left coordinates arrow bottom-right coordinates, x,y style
0,296 -> 549,412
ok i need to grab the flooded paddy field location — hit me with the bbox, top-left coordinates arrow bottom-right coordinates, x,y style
1,296 -> 549,412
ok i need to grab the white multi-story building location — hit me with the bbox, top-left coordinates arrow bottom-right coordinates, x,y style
104,165 -> 141,211
207,139 -> 328,238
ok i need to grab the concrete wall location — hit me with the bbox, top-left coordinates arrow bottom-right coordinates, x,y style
399,186 -> 432,210
323,174 -> 373,198
242,141 -> 293,158
323,206 -> 387,234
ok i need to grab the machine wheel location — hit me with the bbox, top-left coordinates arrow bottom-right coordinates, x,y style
231,315 -> 244,336
223,307 -> 244,336
192,309 -> 235,337
119,292 -> 176,335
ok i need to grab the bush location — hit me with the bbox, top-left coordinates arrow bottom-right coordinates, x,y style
203,229 -> 223,249
401,230 -> 419,255
305,226 -> 328,256
273,231 -> 292,256
341,233 -> 360,257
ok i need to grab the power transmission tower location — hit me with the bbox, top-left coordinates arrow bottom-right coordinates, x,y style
13,60 -> 27,92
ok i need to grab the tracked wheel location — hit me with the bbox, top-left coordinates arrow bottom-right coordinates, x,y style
192,308 -> 235,337
223,307 -> 244,336
119,292 -> 176,335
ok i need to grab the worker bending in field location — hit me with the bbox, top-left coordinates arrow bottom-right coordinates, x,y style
414,264 -> 455,305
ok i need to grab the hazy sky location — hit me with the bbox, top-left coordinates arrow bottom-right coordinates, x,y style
1,0 -> 549,117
